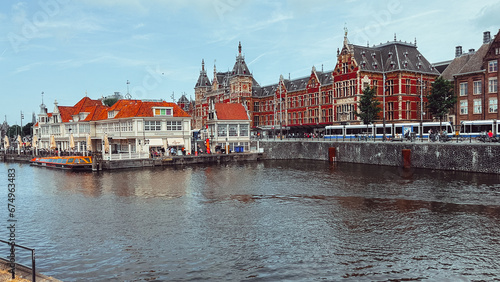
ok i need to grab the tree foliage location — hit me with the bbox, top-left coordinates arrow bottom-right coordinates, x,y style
23,122 -> 33,137
103,97 -> 119,107
356,86 -> 382,125
427,77 -> 456,122
7,125 -> 21,138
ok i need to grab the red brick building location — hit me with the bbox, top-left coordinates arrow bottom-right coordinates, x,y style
444,30 -> 499,123
195,32 -> 440,135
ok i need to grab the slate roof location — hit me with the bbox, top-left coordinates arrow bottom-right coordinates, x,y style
195,60 -> 212,88
350,41 -> 439,74
231,42 -> 252,77
252,70 -> 334,98
440,54 -> 473,81
456,43 -> 491,75
214,103 -> 249,120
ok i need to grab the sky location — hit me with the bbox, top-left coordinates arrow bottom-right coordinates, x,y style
1,0 -> 499,126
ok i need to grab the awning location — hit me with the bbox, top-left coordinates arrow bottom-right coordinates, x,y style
167,138 -> 184,146
148,139 -> 164,146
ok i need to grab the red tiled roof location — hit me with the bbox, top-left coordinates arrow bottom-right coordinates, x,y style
214,103 -> 249,120
114,101 -> 191,118
41,97 -> 190,123
57,106 -> 75,122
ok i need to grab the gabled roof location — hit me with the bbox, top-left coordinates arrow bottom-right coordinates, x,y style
73,97 -> 103,114
57,106 -> 75,122
456,43 -> 491,75
350,41 -> 439,74
214,103 -> 249,120
440,53 -> 473,80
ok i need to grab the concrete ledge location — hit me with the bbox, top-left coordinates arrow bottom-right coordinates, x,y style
0,258 -> 61,282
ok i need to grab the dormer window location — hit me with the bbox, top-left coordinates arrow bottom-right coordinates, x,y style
154,107 -> 173,116
108,111 -> 116,119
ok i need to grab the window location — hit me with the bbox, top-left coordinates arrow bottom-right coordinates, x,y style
460,100 -> 468,114
154,108 -> 172,116
489,60 -> 498,72
79,123 -> 90,133
405,79 -> 411,94
489,98 -> 498,113
240,124 -> 249,136
496,48 -> 500,55
460,82 -> 468,96
473,81 -> 482,94
144,121 -> 161,131
228,124 -> 238,136
489,77 -> 498,93
166,121 -> 182,131
387,80 -> 394,95
217,124 -> 227,137
473,99 -> 482,114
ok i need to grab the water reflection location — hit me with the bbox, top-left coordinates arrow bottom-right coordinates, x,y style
3,161 -> 500,281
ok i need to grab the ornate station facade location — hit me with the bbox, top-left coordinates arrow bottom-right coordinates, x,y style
194,31 -> 440,135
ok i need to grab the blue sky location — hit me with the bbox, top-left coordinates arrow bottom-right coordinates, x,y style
1,0 -> 499,126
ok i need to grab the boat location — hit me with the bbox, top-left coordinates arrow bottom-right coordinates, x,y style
30,156 -> 93,171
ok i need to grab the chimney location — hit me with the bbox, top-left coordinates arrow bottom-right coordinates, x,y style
455,46 -> 463,57
483,31 -> 491,44
469,48 -> 475,53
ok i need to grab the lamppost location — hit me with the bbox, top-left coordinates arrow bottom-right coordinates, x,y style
382,74 -> 386,141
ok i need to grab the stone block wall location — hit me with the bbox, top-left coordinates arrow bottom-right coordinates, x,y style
254,140 -> 500,174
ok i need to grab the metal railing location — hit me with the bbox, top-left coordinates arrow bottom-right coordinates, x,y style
0,239 -> 36,282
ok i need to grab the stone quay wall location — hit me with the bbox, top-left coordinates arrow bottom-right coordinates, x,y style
253,140 -> 500,174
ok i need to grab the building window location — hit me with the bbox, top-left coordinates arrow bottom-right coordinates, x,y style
154,108 -> 172,116
144,121 -> 161,131
460,100 -> 468,114
473,81 -> 482,95
489,77 -> 498,93
489,98 -> 498,113
405,79 -> 411,94
496,48 -> 500,55
166,121 -> 182,131
254,102 -> 259,112
239,124 -> 249,136
473,99 -> 482,114
228,124 -> 238,137
489,60 -> 498,72
217,124 -> 227,137
79,123 -> 90,133
387,80 -> 394,95
460,82 -> 468,96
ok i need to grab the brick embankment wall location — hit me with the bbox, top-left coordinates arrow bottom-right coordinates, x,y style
253,140 -> 500,174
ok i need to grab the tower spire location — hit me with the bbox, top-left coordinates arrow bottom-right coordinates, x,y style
238,41 -> 242,55
201,59 -> 205,72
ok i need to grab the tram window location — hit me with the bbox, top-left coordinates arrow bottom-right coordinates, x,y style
68,158 -> 74,163
332,129 -> 343,135
346,128 -> 363,135
84,158 -> 91,163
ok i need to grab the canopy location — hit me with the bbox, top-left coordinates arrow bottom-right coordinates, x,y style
69,133 -> 75,149
17,135 -> 22,146
167,138 -> 184,146
32,135 -> 38,149
50,135 -> 56,150
86,134 -> 92,151
3,136 -> 9,148
104,134 -> 109,153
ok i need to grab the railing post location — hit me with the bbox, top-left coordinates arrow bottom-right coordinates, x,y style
32,249 -> 36,282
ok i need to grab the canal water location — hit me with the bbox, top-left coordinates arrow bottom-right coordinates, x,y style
1,160 -> 500,281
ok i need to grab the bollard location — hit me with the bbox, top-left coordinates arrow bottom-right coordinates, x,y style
402,149 -> 411,168
328,147 -> 336,163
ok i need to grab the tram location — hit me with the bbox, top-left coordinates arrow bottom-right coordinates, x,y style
460,120 -> 499,138
324,122 -> 454,140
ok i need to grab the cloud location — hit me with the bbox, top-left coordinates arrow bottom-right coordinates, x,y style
13,62 -> 43,74
473,2 -> 500,29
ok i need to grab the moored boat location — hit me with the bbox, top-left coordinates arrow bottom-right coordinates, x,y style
30,156 -> 93,171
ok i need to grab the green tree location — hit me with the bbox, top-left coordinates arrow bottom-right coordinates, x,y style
7,125 -> 21,138
22,122 -> 33,137
103,97 -> 119,107
356,86 -> 382,137
427,77 -> 456,129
